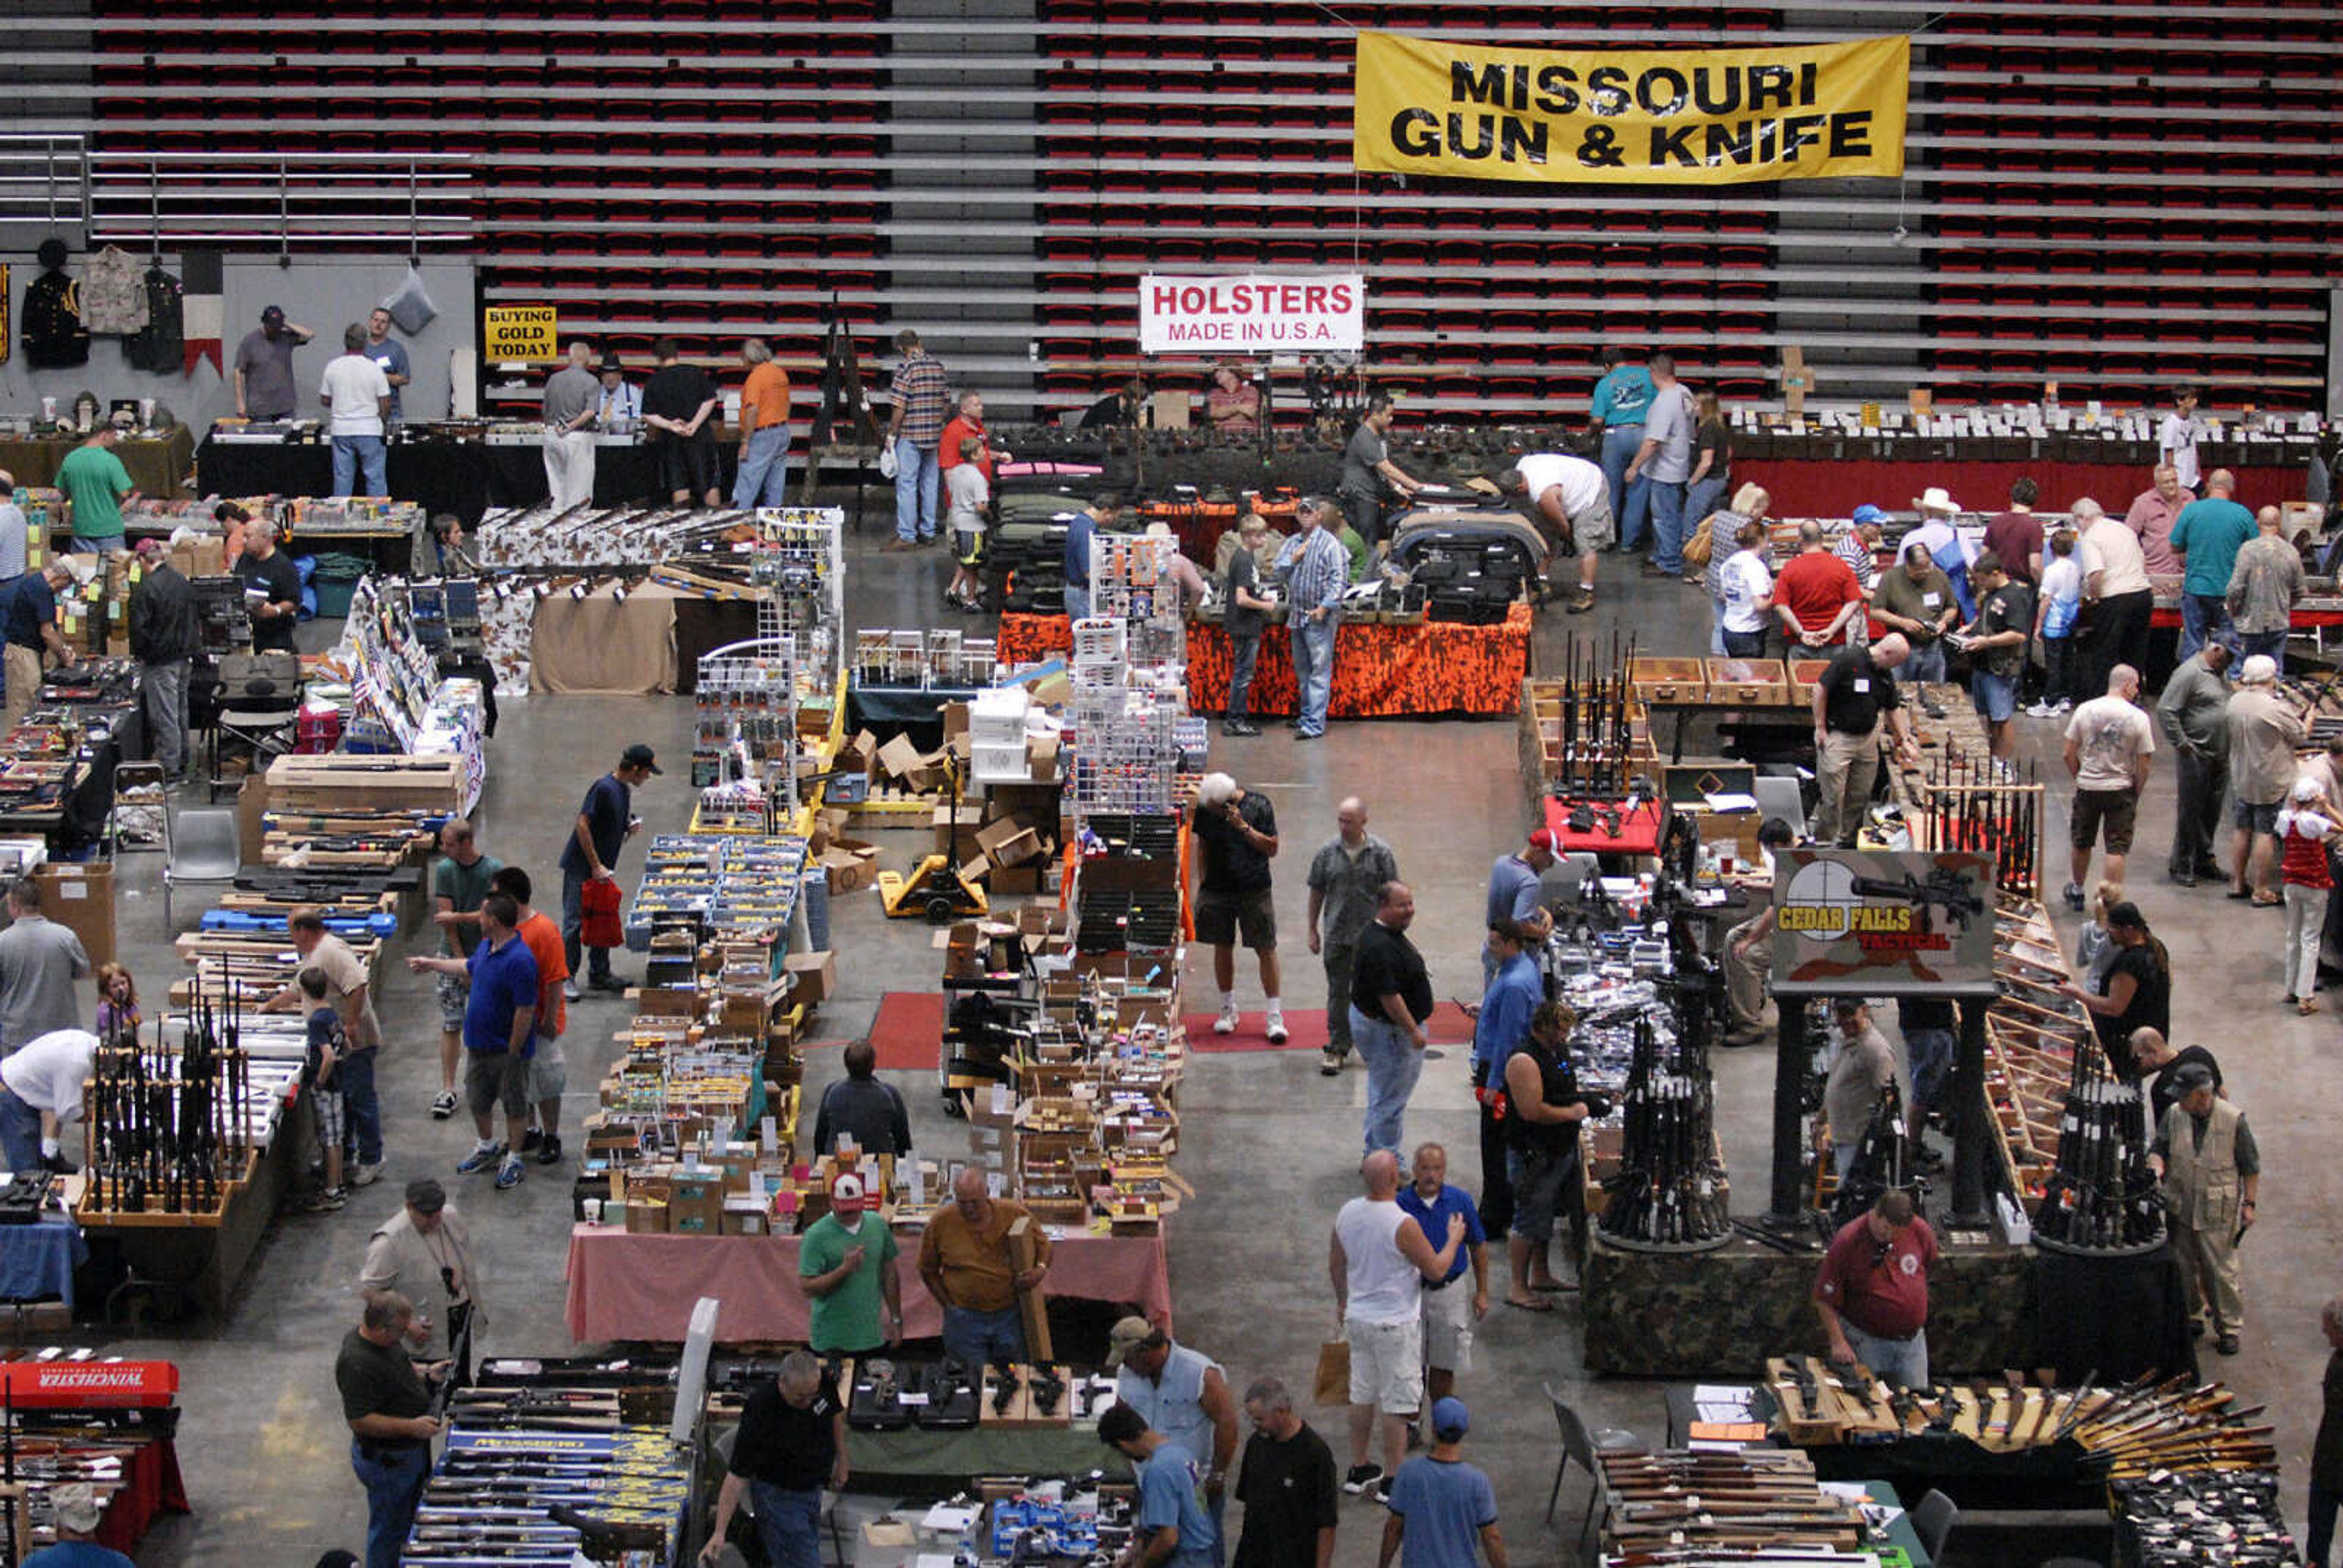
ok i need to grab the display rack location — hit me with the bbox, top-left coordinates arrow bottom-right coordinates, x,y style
1087,533 -> 1186,667
319,577 -> 488,813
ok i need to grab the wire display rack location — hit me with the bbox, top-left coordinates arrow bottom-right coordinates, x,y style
1088,534 -> 1187,667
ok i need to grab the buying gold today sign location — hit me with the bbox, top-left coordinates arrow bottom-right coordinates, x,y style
1351,32 -> 1908,185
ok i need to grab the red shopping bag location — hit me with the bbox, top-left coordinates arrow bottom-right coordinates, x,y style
580,877 -> 624,948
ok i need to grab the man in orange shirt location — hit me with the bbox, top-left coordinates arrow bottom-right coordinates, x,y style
938,392 -> 1007,491
492,867 -> 573,1166
732,338 -> 793,509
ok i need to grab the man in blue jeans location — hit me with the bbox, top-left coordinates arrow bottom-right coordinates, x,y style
1624,352 -> 1696,577
556,744 -> 658,996
1588,344 -> 1654,550
1061,495 -> 1118,621
336,1291 -> 444,1568
883,328 -> 950,548
702,1351 -> 845,1568
1274,495 -> 1351,740
918,1163 -> 1051,1365
1350,882 -> 1434,1157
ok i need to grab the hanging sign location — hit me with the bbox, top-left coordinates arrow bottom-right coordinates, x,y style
1138,274 -> 1364,354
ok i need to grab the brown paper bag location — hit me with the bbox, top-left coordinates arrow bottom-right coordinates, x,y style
1312,1338 -> 1350,1406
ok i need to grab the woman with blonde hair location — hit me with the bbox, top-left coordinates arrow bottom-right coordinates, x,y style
1698,482 -> 1772,655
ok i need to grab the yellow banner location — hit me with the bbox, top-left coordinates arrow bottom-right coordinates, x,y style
483,304 -> 557,362
1352,32 -> 1907,185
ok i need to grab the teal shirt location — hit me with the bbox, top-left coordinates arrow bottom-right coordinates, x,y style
56,444 -> 133,541
1591,365 -> 1655,426
2168,497 -> 2256,598
432,853 -> 503,957
799,1212 -> 898,1353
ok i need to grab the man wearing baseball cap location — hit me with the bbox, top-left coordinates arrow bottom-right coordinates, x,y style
24,1482 -> 132,1567
1481,830 -> 1555,982
128,535 -> 201,782
1110,1315 -> 1239,1558
2152,1060 -> 2258,1357
556,744 -> 660,997
1097,1400 -> 1218,1568
359,1178 -> 480,1369
798,1173 -> 902,1356
1378,1397 -> 1505,1568
233,304 -> 314,422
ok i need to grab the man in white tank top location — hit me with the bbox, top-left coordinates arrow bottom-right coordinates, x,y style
1328,1150 -> 1467,1503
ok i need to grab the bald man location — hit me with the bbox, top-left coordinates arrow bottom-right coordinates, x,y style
916,1163 -> 1051,1366
1305,799 -> 1400,1077
1330,1150 -> 1466,1499
2225,505 -> 2304,667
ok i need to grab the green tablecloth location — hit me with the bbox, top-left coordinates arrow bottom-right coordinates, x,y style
0,430 -> 194,497
849,1422 -> 1130,1484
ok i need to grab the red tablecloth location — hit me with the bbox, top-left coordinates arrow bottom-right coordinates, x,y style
2148,605 -> 2343,630
997,605 -> 1531,719
564,1223 -> 1173,1344
98,1437 -> 189,1556
1544,797 -> 1666,857
1737,457 -> 2303,518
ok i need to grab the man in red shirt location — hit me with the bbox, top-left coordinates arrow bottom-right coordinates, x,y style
1814,1189 -> 1937,1387
938,392 -> 1006,489
1981,477 -> 2045,586
1774,522 -> 1866,649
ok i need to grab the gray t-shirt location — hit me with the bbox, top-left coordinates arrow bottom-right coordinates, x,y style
0,506 -> 26,580
1306,835 -> 1400,946
234,329 -> 300,419
542,365 -> 600,429
1341,422 -> 1387,497
1643,384 -> 1696,484
0,915 -> 91,1051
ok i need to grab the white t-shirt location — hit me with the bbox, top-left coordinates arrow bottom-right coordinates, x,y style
2159,412 -> 2208,489
2039,555 -> 2083,635
1722,549 -> 1774,633
944,464 -> 988,533
1334,1196 -> 1422,1326
1642,384 -> 1696,484
320,353 -> 392,437
0,1029 -> 97,1127
2065,695 -> 2155,792
2081,518 -> 2152,597
1517,453 -> 1607,519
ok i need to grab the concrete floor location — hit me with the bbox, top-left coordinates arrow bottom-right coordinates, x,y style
101,520 -> 2331,1567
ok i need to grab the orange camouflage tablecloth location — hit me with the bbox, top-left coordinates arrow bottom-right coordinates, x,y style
997,604 -> 1530,719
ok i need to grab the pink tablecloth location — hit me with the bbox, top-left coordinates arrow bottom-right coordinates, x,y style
563,1223 -> 1173,1345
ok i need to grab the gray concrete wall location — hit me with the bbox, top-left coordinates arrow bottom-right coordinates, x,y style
0,251 -> 475,433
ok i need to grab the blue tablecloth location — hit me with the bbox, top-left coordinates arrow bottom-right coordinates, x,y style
0,1217 -> 88,1307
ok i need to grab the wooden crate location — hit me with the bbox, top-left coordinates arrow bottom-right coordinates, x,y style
1629,657 -> 1706,704
1705,658 -> 1791,706
1788,658 -> 1830,705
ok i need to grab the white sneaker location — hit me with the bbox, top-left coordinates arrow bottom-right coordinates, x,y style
1265,1010 -> 1289,1044
1213,1003 -> 1239,1035
2023,702 -> 2055,718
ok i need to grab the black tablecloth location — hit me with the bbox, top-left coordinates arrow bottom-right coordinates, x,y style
847,682 -> 984,752
2032,1241 -> 2197,1386
196,439 -> 741,526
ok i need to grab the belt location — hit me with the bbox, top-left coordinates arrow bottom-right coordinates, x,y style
1425,1273 -> 1464,1291
356,1439 -> 423,1462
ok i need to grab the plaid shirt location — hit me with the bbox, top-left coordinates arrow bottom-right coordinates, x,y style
1275,527 -> 1350,621
890,350 -> 951,447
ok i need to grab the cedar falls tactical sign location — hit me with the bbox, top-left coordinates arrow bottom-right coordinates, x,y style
1769,849 -> 1997,999
1351,32 -> 1909,185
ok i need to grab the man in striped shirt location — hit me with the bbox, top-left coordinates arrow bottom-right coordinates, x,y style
885,329 -> 951,549
1275,496 -> 1351,740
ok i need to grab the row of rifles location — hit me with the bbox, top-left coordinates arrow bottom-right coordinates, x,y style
1598,1012 -> 1730,1249
85,991 -> 251,1217
1555,631 -> 1639,797
2032,1036 -> 2164,1253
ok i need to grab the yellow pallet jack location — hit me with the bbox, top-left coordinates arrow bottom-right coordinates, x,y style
876,754 -> 992,924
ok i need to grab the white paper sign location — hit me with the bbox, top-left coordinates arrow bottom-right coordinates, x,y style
1139,273 -> 1364,353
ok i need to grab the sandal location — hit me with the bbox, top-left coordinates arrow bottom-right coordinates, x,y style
2301,999 -> 2323,1016
2251,893 -> 2282,907
1505,1296 -> 1555,1313
2225,887 -> 2252,900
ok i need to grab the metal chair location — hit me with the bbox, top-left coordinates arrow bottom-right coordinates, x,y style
1752,774 -> 1808,840
1912,1487 -> 1959,1563
206,650 -> 301,801
161,806 -> 240,929
1544,1382 -> 1638,1552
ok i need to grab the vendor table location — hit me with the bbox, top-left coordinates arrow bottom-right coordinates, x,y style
196,436 -> 752,526
1542,796 -> 1665,858
848,1423 -> 1130,1485
0,431 -> 195,498
1736,455 -> 2304,518
564,1223 -> 1173,1344
98,1437 -> 190,1556
996,605 -> 1531,719
2032,1241 -> 2195,1386
848,682 -> 984,753
0,1215 -> 88,1309
80,1090 -> 297,1321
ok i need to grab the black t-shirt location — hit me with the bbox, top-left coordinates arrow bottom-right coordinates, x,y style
1223,548 -> 1264,639
1971,580 -> 2035,680
1233,1422 -> 1339,1568
236,549 -> 303,654
2147,1044 -> 2222,1127
335,1328 -> 431,1428
1351,919 -> 1433,1024
642,363 -> 717,438
1506,1040 -> 1584,1158
1817,643 -> 1901,736
729,1376 -> 842,1491
2092,943 -> 2170,1073
1898,995 -> 1956,1033
1194,791 -> 1276,895
1696,418 -> 1730,480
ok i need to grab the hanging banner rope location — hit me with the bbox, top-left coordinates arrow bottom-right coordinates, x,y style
1351,31 -> 1909,186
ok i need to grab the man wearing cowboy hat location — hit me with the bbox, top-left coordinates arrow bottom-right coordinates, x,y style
1906,487 -> 1978,619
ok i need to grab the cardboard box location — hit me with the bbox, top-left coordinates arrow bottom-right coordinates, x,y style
823,838 -> 879,893
876,734 -> 924,782
934,805 -> 985,858
974,816 -> 1045,868
623,1199 -> 668,1234
237,773 -> 270,866
784,949 -> 836,1006
31,861 -> 114,969
992,863 -> 1043,896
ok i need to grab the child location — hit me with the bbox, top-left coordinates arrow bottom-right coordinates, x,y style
2028,529 -> 2084,717
943,434 -> 989,611
2276,775 -> 2336,1013
298,968 -> 348,1212
92,963 -> 140,1039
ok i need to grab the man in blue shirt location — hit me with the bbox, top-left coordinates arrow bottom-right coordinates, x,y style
1481,832 -> 1555,980
2167,468 -> 2257,663
25,1482 -> 135,1567
362,309 -> 411,425
406,893 -> 538,1192
1588,345 -> 1655,551
1470,919 -> 1543,1235
1061,495 -> 1119,621
1378,1398 -> 1505,1568
1395,1144 -> 1486,1409
1273,497 -> 1351,741
1,563 -> 71,738
556,744 -> 659,998
1098,1400 -> 1217,1568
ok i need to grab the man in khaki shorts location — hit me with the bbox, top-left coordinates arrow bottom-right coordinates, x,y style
1329,1149 -> 1466,1506
1395,1143 -> 1487,1414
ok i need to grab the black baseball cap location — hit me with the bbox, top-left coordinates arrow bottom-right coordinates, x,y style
621,743 -> 662,774
2173,1062 -> 2216,1091
261,304 -> 285,323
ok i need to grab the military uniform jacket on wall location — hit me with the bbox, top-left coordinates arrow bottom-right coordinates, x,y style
21,268 -> 87,368
81,246 -> 148,336
124,267 -> 186,373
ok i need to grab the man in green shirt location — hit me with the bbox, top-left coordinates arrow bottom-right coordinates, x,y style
56,428 -> 135,553
799,1173 -> 902,1356
1334,521 -> 1371,583
428,819 -> 501,1121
